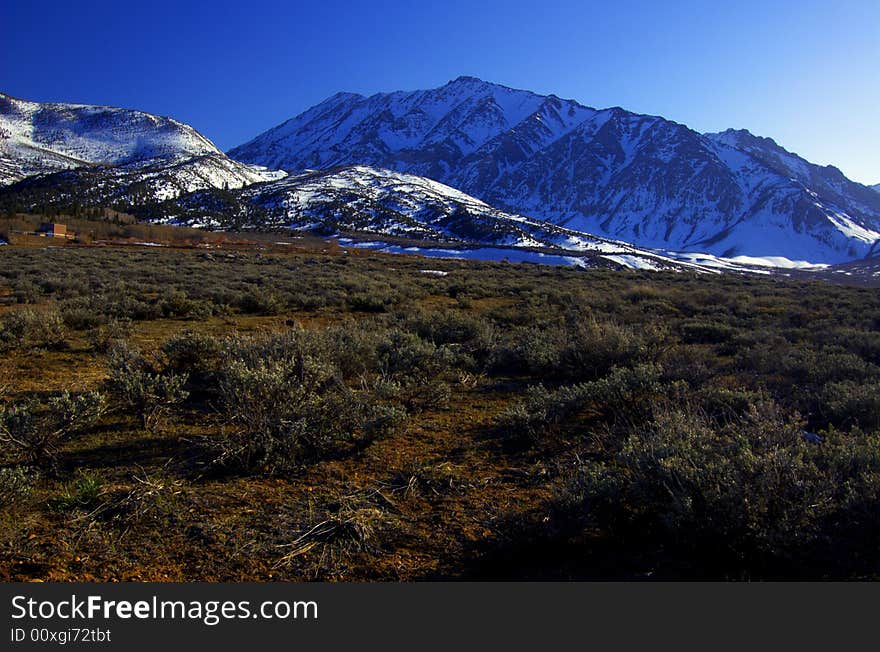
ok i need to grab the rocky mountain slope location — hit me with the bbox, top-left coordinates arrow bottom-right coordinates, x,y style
230,77 -> 880,263
169,164 -> 649,249
1,153 -> 285,212
3,161 -> 748,272
0,92 -> 283,190
3,84 -> 877,268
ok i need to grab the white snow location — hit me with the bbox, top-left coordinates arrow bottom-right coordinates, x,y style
601,254 -> 667,271
0,92 -> 287,191
825,211 -> 880,244
724,255 -> 829,270
340,240 -> 592,268
229,78 -> 880,266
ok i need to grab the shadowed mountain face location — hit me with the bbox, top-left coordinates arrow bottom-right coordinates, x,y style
2,161 -> 753,274
230,77 -> 880,263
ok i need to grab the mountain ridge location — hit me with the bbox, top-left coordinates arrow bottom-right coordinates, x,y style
0,92 -> 284,190
2,83 -> 878,266
229,77 -> 880,263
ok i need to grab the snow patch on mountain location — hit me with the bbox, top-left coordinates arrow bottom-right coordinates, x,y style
231,78 -> 880,264
0,92 -> 223,184
198,164 -> 605,248
0,92 -> 286,193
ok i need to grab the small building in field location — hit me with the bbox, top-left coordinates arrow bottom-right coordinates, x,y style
36,223 -> 71,238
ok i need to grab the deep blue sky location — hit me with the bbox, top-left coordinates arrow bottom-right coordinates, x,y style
3,0 -> 878,183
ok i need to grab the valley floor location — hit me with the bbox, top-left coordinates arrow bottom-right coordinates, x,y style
1,237 -> 879,580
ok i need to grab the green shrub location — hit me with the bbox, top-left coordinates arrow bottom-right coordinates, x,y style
821,381 -> 880,431
0,466 -> 38,507
0,308 -> 67,351
215,331 -> 404,473
0,392 -> 106,467
556,400 -> 880,578
106,343 -> 189,430
51,470 -> 105,512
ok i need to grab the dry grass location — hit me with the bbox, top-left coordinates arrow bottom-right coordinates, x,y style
0,236 -> 878,580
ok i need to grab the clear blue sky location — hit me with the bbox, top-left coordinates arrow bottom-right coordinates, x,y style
3,0 -> 878,184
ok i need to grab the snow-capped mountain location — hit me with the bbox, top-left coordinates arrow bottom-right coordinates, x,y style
230,77 -> 880,263
0,154 -> 846,275
872,184 -> 880,193
4,83 -> 876,268
167,164 -> 643,248
0,153 -> 286,211
0,92 -> 284,189
235,165 -> 555,243
167,164 -> 847,274
160,164 -> 793,273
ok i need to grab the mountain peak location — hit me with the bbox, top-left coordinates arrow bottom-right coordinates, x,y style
227,78 -> 880,264
326,90 -> 364,102
440,76 -> 539,98
447,75 -> 486,85
712,127 -> 779,148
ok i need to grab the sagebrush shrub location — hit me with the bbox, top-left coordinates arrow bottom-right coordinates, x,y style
557,399 -> 880,577
106,343 -> 189,430
0,308 -> 66,351
0,391 -> 106,466
0,466 -> 38,507
497,364 -> 667,442
215,331 -> 405,473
